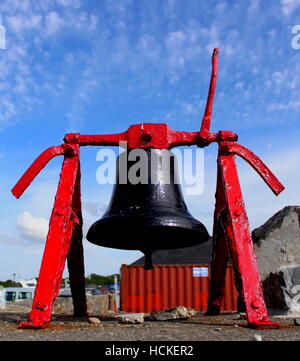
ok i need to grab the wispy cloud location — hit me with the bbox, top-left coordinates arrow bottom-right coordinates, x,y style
0,0 -> 99,130
267,100 -> 300,111
0,95 -> 16,129
0,0 -> 297,132
7,14 -> 42,32
281,0 -> 300,15
57,0 -> 81,8
45,11 -> 63,35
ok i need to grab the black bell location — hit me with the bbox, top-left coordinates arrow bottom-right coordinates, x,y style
86,148 -> 209,269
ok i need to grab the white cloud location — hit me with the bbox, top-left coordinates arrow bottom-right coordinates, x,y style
166,30 -> 186,45
57,0 -> 81,8
0,96 -> 16,129
45,11 -> 63,35
7,14 -> 42,33
0,0 -> 32,13
17,211 -> 49,242
73,12 -> 98,32
281,0 -> 300,15
272,69 -> 289,88
267,100 -> 300,111
266,67 -> 300,96
0,2 -> 101,131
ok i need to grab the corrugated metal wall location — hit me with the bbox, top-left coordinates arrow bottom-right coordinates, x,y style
120,264 -> 238,313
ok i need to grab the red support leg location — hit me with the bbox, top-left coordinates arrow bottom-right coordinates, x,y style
207,168 -> 230,315
216,147 -> 280,329
19,146 -> 81,329
67,163 -> 87,317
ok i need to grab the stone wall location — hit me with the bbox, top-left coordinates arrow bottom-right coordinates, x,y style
53,294 -> 115,314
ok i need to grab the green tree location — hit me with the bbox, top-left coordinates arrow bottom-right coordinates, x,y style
85,273 -> 120,285
0,280 -> 22,287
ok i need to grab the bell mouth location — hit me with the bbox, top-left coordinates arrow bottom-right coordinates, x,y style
86,213 -> 210,251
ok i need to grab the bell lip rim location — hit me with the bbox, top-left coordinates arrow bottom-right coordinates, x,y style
86,221 -> 210,250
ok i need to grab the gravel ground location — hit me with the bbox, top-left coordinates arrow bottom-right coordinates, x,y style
0,303 -> 300,341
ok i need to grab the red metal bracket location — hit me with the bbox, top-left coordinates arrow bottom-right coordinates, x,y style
200,48 -> 219,139
11,48 -> 285,329
207,143 -> 282,329
12,145 -> 68,199
220,142 -> 284,195
12,143 -> 86,326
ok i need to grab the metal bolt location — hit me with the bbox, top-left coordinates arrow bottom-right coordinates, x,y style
64,146 -> 75,156
251,299 -> 260,309
35,302 -> 46,311
141,133 -> 152,142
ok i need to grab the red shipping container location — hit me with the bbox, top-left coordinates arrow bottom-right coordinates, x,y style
120,264 -> 238,313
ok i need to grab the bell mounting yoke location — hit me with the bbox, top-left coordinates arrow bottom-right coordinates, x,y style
12,48 -> 284,329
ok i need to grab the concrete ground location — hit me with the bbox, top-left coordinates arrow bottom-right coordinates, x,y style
0,303 -> 299,341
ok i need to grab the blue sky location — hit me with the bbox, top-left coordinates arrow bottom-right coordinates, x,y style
0,0 -> 300,281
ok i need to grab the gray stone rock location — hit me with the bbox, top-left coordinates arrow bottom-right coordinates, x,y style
88,317 -> 102,325
253,334 -> 262,341
263,266 -> 300,312
150,306 -> 195,321
252,206 -> 300,281
53,294 -> 115,314
252,206 -> 300,314
115,313 -> 145,324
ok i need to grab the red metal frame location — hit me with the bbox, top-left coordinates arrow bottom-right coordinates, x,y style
12,49 -> 284,329
207,142 -> 283,328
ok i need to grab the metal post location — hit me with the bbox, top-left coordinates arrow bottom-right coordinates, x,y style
114,274 -> 118,312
